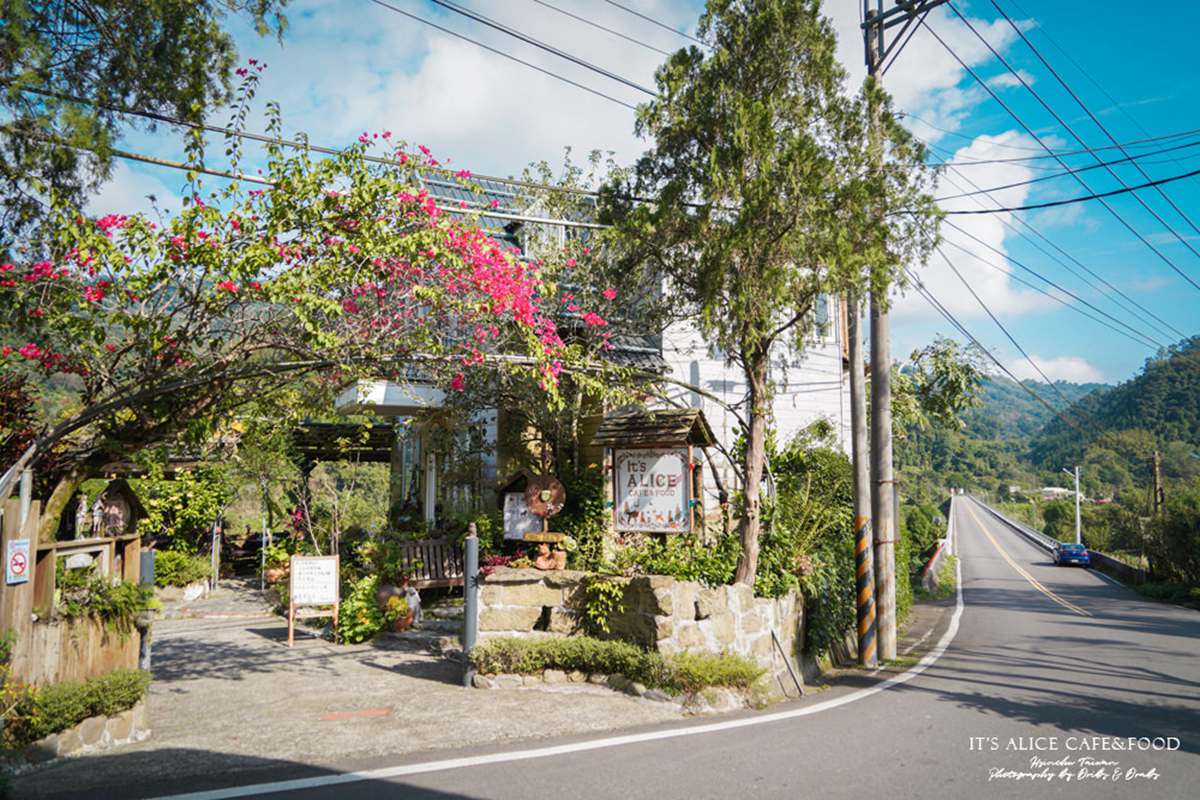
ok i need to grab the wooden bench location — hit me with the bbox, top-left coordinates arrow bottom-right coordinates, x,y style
397,538 -> 465,589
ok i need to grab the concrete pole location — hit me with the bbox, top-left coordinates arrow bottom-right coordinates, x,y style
462,523 -> 479,688
1074,466 -> 1082,546
848,292 -> 877,668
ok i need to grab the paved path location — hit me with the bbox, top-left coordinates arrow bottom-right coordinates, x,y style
100,496 -> 1200,800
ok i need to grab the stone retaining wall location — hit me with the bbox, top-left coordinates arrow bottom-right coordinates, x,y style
478,568 -> 803,695
23,700 -> 150,763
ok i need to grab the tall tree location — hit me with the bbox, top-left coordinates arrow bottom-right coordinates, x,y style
0,1 -> 288,240
604,0 -> 938,585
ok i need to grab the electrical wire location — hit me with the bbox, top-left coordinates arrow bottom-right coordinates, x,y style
939,247 -> 1079,407
530,0 -> 671,56
363,0 -> 638,109
932,138 -> 1200,202
991,0 -> 1200,241
602,0 -> 708,48
935,5 -> 1200,292
423,0 -> 655,96
937,164 -> 1200,214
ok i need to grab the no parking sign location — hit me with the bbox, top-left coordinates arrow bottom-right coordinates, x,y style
6,538 -> 29,585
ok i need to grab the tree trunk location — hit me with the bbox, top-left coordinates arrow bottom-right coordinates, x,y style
38,468 -> 85,542
733,349 -> 770,586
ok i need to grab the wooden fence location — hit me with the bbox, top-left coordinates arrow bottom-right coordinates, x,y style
0,496 -> 142,686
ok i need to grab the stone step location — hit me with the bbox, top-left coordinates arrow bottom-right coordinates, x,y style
427,606 -> 465,620
384,628 -> 462,657
415,618 -> 461,634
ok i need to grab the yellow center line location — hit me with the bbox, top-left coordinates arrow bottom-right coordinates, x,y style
964,503 -> 1091,618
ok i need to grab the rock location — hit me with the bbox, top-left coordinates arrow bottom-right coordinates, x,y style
654,615 -> 675,641
652,587 -> 674,616
24,734 -> 59,763
566,670 -> 587,683
522,674 -> 544,686
57,727 -> 83,755
710,610 -> 737,646
548,609 -> 578,634
688,687 -> 745,715
78,715 -> 107,746
478,607 -> 543,632
543,669 -> 567,684
108,709 -> 134,741
741,610 -> 764,634
481,582 -> 563,607
751,633 -> 774,659
131,701 -> 149,732
607,674 -> 631,692
472,674 -> 496,689
728,583 -> 754,614
643,689 -> 673,703
493,674 -> 522,689
182,581 -> 208,602
676,622 -> 706,649
695,587 -> 723,620
627,681 -> 648,697
587,673 -> 609,685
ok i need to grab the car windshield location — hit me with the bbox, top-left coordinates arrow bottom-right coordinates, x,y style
1060,544 -> 1086,553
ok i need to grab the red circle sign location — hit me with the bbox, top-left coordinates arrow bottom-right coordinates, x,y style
10,550 -> 27,576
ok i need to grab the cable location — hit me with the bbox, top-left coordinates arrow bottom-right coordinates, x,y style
931,156 -> 1187,341
530,0 -> 671,56
939,247 -> 1078,407
904,267 -> 1086,433
916,121 -> 1200,166
932,137 -> 1200,202
363,0 -> 637,109
938,234 -> 1163,349
602,1 -> 707,48
423,0 -> 655,96
992,0 -> 1200,241
937,164 -> 1200,214
935,6 -> 1200,291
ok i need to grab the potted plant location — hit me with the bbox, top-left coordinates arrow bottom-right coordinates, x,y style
263,543 -> 290,585
383,594 -> 413,632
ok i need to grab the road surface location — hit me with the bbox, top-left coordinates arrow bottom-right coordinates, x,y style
48,497 -> 1200,798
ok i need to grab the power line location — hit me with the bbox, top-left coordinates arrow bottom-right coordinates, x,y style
939,247 -> 1079,407
932,137 -> 1200,202
923,127 -> 1200,169
904,267 -> 1086,433
938,234 -> 1163,349
938,163 -> 1200,214
530,0 -> 671,56
991,0 -> 1200,241
423,0 -> 655,96
363,0 -> 638,109
931,156 -> 1187,341
935,5 -> 1200,292
602,0 -> 707,48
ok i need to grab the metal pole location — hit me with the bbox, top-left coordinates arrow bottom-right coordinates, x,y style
18,468 -> 32,527
463,523 -> 479,688
848,292 -> 877,668
1080,465 -> 1089,546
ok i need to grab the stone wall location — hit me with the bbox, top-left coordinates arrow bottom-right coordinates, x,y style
478,568 -> 803,695
22,700 -> 150,763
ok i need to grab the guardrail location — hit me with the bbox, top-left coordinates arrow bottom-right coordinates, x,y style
968,496 -> 1148,584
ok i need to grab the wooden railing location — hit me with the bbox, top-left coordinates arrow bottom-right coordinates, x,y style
398,538 -> 464,589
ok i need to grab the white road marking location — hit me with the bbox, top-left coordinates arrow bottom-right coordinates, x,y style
152,558 -> 965,800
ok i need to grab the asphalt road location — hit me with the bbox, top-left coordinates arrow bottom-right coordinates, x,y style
122,498 -> 1200,798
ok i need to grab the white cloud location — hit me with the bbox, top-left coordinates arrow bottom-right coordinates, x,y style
1006,354 -> 1105,383
85,161 -> 178,219
987,68 -> 1035,89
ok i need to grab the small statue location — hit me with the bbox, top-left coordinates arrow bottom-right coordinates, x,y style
91,494 -> 106,536
74,493 -> 90,539
404,585 -> 423,626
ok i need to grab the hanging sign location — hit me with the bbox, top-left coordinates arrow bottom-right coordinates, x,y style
503,492 -> 542,541
6,538 -> 30,585
614,448 -> 691,532
288,555 -> 339,647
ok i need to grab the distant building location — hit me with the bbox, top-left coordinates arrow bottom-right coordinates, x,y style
1039,486 -> 1076,501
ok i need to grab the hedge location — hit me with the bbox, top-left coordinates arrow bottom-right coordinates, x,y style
153,550 -> 212,588
2,669 -> 151,750
469,637 -> 764,695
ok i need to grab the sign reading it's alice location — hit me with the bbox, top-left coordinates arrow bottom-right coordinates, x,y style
614,448 -> 691,533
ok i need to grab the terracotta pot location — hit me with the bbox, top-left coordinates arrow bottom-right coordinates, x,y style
264,566 -> 288,585
392,610 -> 415,632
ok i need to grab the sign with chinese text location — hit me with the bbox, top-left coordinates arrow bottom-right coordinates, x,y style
614,448 -> 691,532
290,555 -> 339,607
503,492 -> 543,540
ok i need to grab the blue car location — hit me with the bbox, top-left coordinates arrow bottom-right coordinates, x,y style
1054,543 -> 1091,567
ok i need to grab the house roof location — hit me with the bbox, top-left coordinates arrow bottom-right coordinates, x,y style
590,408 -> 716,448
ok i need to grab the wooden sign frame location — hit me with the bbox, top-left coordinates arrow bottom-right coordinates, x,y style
287,554 -> 339,647
612,447 -> 693,533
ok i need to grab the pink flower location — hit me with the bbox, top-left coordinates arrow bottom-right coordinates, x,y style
602,287 -> 617,301
455,169 -> 472,179
358,132 -> 370,144
418,145 -> 431,156
1,346 -> 11,357
490,199 -> 500,208
582,311 -> 607,328
565,258 -> 576,267
382,131 -> 392,139
104,343 -> 117,352
18,343 -> 41,359
83,285 -> 107,303
217,281 -> 238,294
449,372 -> 466,392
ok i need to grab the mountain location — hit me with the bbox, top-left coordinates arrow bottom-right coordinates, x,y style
963,376 -> 1106,441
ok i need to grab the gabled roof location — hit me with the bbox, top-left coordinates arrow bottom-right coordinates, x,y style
590,408 -> 715,448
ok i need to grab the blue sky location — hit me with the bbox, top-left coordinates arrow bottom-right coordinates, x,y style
91,0 -> 1200,385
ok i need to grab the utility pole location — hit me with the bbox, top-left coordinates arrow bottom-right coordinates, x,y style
1151,449 -> 1165,515
848,291 -> 876,668
1062,466 -> 1081,545
862,0 -> 943,661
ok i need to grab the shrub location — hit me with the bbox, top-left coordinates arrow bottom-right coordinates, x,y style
614,532 -> 740,588
579,575 -> 625,636
468,636 -> 764,696
56,566 -> 156,635
336,574 -> 385,644
2,669 -> 151,750
153,550 -> 212,588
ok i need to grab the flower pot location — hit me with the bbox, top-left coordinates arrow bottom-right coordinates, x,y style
392,610 -> 415,632
264,567 -> 288,585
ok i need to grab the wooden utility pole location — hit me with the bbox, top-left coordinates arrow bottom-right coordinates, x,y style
862,0 -> 946,662
1152,449 -> 1165,514
848,291 -> 876,668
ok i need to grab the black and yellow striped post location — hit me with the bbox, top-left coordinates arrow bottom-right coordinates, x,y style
855,514 -> 878,668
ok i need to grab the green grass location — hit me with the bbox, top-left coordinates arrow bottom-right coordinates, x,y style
914,555 -> 958,602
469,636 -> 765,696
